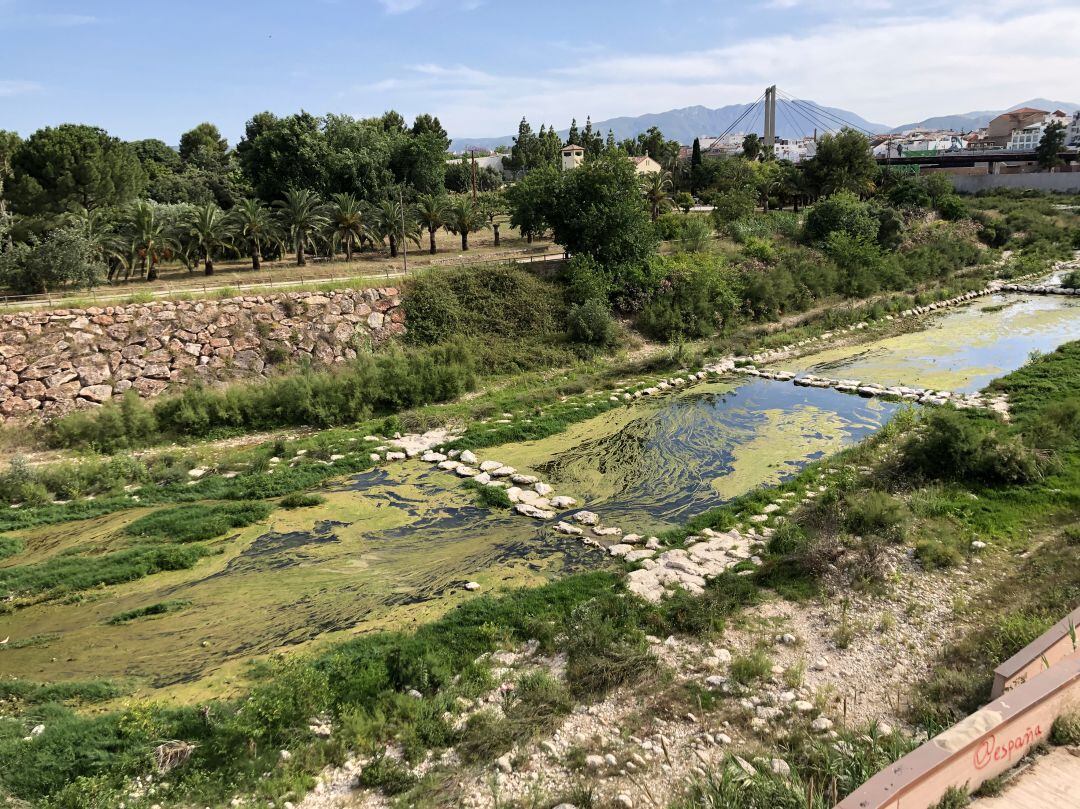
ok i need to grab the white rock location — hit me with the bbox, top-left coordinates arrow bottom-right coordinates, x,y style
572,511 -> 600,526
479,460 -> 503,472
534,482 -> 554,497
770,758 -> 791,777
550,496 -> 577,509
511,474 -> 539,485
464,582 -> 481,591
495,752 -> 513,773
585,754 -> 605,771
455,466 -> 478,477
459,450 -> 478,465
811,717 -> 834,732
385,451 -> 406,461
554,521 -> 584,536
422,451 -> 448,463
811,658 -> 829,671
473,472 -> 491,485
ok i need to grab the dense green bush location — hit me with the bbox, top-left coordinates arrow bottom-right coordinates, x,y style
566,299 -> 618,347
843,491 -> 907,542
1063,269 -> 1080,290
803,191 -> 878,245
47,342 -> 476,452
900,408 -> 1042,485
403,265 -> 562,345
278,492 -> 326,509
638,254 -> 739,340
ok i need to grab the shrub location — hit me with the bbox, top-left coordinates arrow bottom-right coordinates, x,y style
1064,524 -> 1080,546
462,479 -> 512,509
123,502 -> 272,543
567,299 -> 618,347
843,491 -> 907,542
357,753 -> 416,795
741,236 -> 776,263
278,492 -> 326,509
0,536 -> 23,560
561,254 -> 611,303
1051,712 -> 1080,746
1063,270 -> 1080,290
638,253 -> 739,340
729,649 -> 772,684
935,195 -> 967,222
900,408 -> 1042,485
48,342 -> 476,451
679,215 -> 715,253
803,191 -> 878,245
403,265 -> 562,345
915,538 -> 963,569
106,599 -> 191,625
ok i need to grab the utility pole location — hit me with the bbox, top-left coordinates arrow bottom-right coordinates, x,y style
399,187 -> 408,275
764,85 -> 777,154
470,149 -> 478,201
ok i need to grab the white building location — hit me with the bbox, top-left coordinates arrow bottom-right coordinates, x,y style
1067,112 -> 1080,149
1007,111 -> 1071,151
773,137 -> 817,163
560,144 -> 585,170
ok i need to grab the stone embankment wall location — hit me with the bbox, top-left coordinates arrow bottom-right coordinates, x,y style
0,287 -> 404,421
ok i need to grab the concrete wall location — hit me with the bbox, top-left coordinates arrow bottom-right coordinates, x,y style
0,287 -> 404,422
952,172 -> 1080,194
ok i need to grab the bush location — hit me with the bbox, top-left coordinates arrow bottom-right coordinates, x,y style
900,408 -> 1042,485
1063,270 -> 1080,290
730,649 -> 772,684
123,502 -> 272,543
561,254 -> 611,303
106,599 -> 191,625
278,492 -> 326,509
403,265 -> 562,345
935,195 -> 967,222
1051,712 -> 1080,746
637,253 -> 739,340
357,754 -> 416,795
915,538 -> 963,569
843,491 -> 907,542
48,342 -> 476,451
566,299 -> 618,347
803,191 -> 878,246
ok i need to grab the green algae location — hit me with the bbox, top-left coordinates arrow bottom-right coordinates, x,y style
779,294 -> 1080,392
0,466 -> 594,702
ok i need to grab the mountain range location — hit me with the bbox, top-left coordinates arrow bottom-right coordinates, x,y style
449,98 -> 1079,152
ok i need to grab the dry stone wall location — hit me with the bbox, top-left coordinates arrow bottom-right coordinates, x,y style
0,287 -> 404,421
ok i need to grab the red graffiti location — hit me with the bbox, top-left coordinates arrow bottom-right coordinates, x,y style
973,724 -> 1043,770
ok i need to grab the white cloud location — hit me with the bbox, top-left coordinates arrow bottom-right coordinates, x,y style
0,80 -> 41,97
378,0 -> 423,13
357,5 -> 1080,136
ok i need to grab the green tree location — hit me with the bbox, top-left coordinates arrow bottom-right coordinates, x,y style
184,202 -> 233,275
9,124 -> 146,216
371,198 -> 420,258
566,119 -> 581,148
548,152 -> 659,288
230,198 -> 281,271
642,170 -> 673,222
803,191 -> 878,245
178,122 -> 228,167
1036,121 -> 1067,171
478,190 -> 507,246
326,192 -> 368,262
237,112 -> 331,202
274,188 -> 327,266
635,127 -> 680,168
444,196 -> 487,251
410,114 -> 450,150
742,133 -> 762,161
0,226 -> 106,293
675,191 -> 694,214
506,164 -> 558,243
0,130 -> 20,249
415,193 -> 449,254
121,200 -> 175,281
803,128 -> 877,198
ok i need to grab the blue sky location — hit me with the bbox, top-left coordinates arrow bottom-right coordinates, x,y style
2,0 -> 1079,145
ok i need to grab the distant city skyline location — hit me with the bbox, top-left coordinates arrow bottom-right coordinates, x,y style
2,0 -> 1079,145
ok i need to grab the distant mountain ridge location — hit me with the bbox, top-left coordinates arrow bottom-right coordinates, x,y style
450,97 -> 1080,152
889,99 -> 1080,134
450,100 -> 890,152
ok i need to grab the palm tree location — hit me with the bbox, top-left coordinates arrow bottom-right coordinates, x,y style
371,198 -> 420,259
231,198 -> 281,271
185,202 -> 233,275
414,193 -> 449,255
444,196 -> 487,251
643,171 -> 673,222
123,200 -> 174,282
274,188 -> 327,266
69,206 -> 114,265
326,192 -> 368,263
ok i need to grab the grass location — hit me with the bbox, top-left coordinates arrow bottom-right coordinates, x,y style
729,649 -> 772,685
105,599 -> 192,625
0,678 -> 129,708
462,478 -> 512,509
278,492 -> 326,509
0,536 -> 23,560
0,544 -> 211,600
123,501 -> 273,543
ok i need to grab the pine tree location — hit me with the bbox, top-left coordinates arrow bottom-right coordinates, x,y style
605,130 -> 617,152
566,118 -> 580,147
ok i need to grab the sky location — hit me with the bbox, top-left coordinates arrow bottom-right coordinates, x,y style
2,0 -> 1080,146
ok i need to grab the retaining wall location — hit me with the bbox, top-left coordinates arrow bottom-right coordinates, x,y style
951,173 -> 1080,194
0,287 -> 404,421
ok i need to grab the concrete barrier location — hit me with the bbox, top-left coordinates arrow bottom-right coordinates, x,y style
952,173 -> 1080,194
991,605 -> 1080,699
836,657 -> 1080,809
